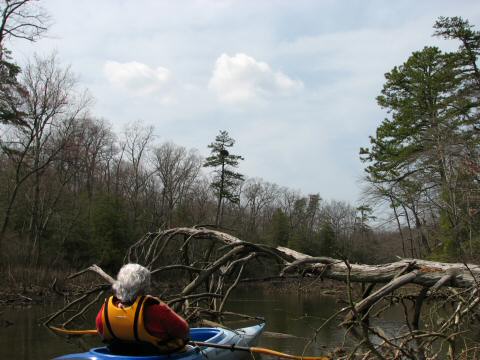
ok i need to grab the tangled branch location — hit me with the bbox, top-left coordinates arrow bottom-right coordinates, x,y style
45,227 -> 480,359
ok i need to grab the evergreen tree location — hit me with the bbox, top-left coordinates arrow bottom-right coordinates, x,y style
269,208 -> 290,247
319,221 -> 335,256
0,52 -> 24,126
91,194 -> 131,271
360,46 -> 460,256
204,130 -> 244,226
361,17 -> 480,259
355,205 -> 375,234
434,17 -> 480,92
287,196 -> 322,254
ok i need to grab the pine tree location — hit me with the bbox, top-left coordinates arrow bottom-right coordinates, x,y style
204,130 -> 244,226
319,222 -> 335,257
361,18 -> 480,259
269,208 -> 290,246
0,50 -> 25,126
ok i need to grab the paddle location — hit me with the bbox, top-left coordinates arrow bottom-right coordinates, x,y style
49,326 -> 329,360
49,326 -> 98,335
190,340 -> 329,360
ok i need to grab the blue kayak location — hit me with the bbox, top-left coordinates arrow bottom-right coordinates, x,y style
52,323 -> 265,360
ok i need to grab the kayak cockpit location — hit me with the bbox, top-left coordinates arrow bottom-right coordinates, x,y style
190,327 -> 226,343
85,328 -> 226,359
52,324 -> 264,360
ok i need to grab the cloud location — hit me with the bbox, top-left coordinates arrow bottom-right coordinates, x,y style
208,53 -> 303,104
103,61 -> 171,96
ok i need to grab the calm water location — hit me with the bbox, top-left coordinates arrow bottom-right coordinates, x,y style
227,287 -> 406,357
0,288 -> 407,359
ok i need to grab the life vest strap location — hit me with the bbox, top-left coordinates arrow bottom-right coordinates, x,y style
133,295 -> 146,342
104,297 -> 117,340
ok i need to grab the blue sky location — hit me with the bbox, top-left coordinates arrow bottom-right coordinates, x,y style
10,0 -> 480,203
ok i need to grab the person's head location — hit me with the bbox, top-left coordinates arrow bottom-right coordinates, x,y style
112,263 -> 151,303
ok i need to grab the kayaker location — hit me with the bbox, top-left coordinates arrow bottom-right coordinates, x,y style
95,263 -> 189,355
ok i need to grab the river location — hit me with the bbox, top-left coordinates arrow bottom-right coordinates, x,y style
0,287 -> 407,359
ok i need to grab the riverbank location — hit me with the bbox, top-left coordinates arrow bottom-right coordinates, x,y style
237,276 -> 449,308
0,286 -> 54,307
0,267 -> 59,306
0,279 -> 346,307
0,265 -> 101,307
0,265 -> 445,309
240,276 -> 347,296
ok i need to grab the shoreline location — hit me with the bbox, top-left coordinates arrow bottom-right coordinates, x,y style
0,272 -> 443,308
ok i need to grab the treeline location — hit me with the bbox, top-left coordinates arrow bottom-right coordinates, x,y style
0,101 -> 383,269
361,17 -> 480,261
4,2 -> 477,276
0,1 -> 386,273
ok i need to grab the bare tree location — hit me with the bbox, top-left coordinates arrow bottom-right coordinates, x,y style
322,200 -> 356,254
152,142 -> 202,227
241,178 -> 280,238
0,0 -> 50,52
0,53 -> 90,256
76,118 -> 115,199
278,187 -> 302,226
0,0 -> 51,129
120,121 -> 154,231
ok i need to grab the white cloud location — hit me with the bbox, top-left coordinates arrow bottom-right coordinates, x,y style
103,61 -> 171,96
17,0 -> 479,203
208,53 -> 303,104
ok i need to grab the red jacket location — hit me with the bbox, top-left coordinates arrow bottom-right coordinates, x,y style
96,298 -> 189,341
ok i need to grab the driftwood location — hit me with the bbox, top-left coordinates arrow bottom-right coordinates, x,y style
45,227 -> 480,359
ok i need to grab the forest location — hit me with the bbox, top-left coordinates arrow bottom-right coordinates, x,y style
1,1 -> 480,359
0,2 -> 478,284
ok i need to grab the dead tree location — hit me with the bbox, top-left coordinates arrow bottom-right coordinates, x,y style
45,227 -> 480,359
0,0 -> 50,51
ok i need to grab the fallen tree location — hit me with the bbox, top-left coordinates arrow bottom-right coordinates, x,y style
45,227 -> 480,359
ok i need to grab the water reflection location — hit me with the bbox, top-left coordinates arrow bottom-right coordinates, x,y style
226,288 -> 346,356
0,304 -> 98,360
0,288 -> 408,359
226,287 -> 409,357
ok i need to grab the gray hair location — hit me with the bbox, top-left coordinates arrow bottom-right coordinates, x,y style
112,263 -> 151,303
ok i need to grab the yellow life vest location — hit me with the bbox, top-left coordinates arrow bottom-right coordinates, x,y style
101,295 -> 186,353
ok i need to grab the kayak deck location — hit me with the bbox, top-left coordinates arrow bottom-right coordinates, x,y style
53,323 -> 265,360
